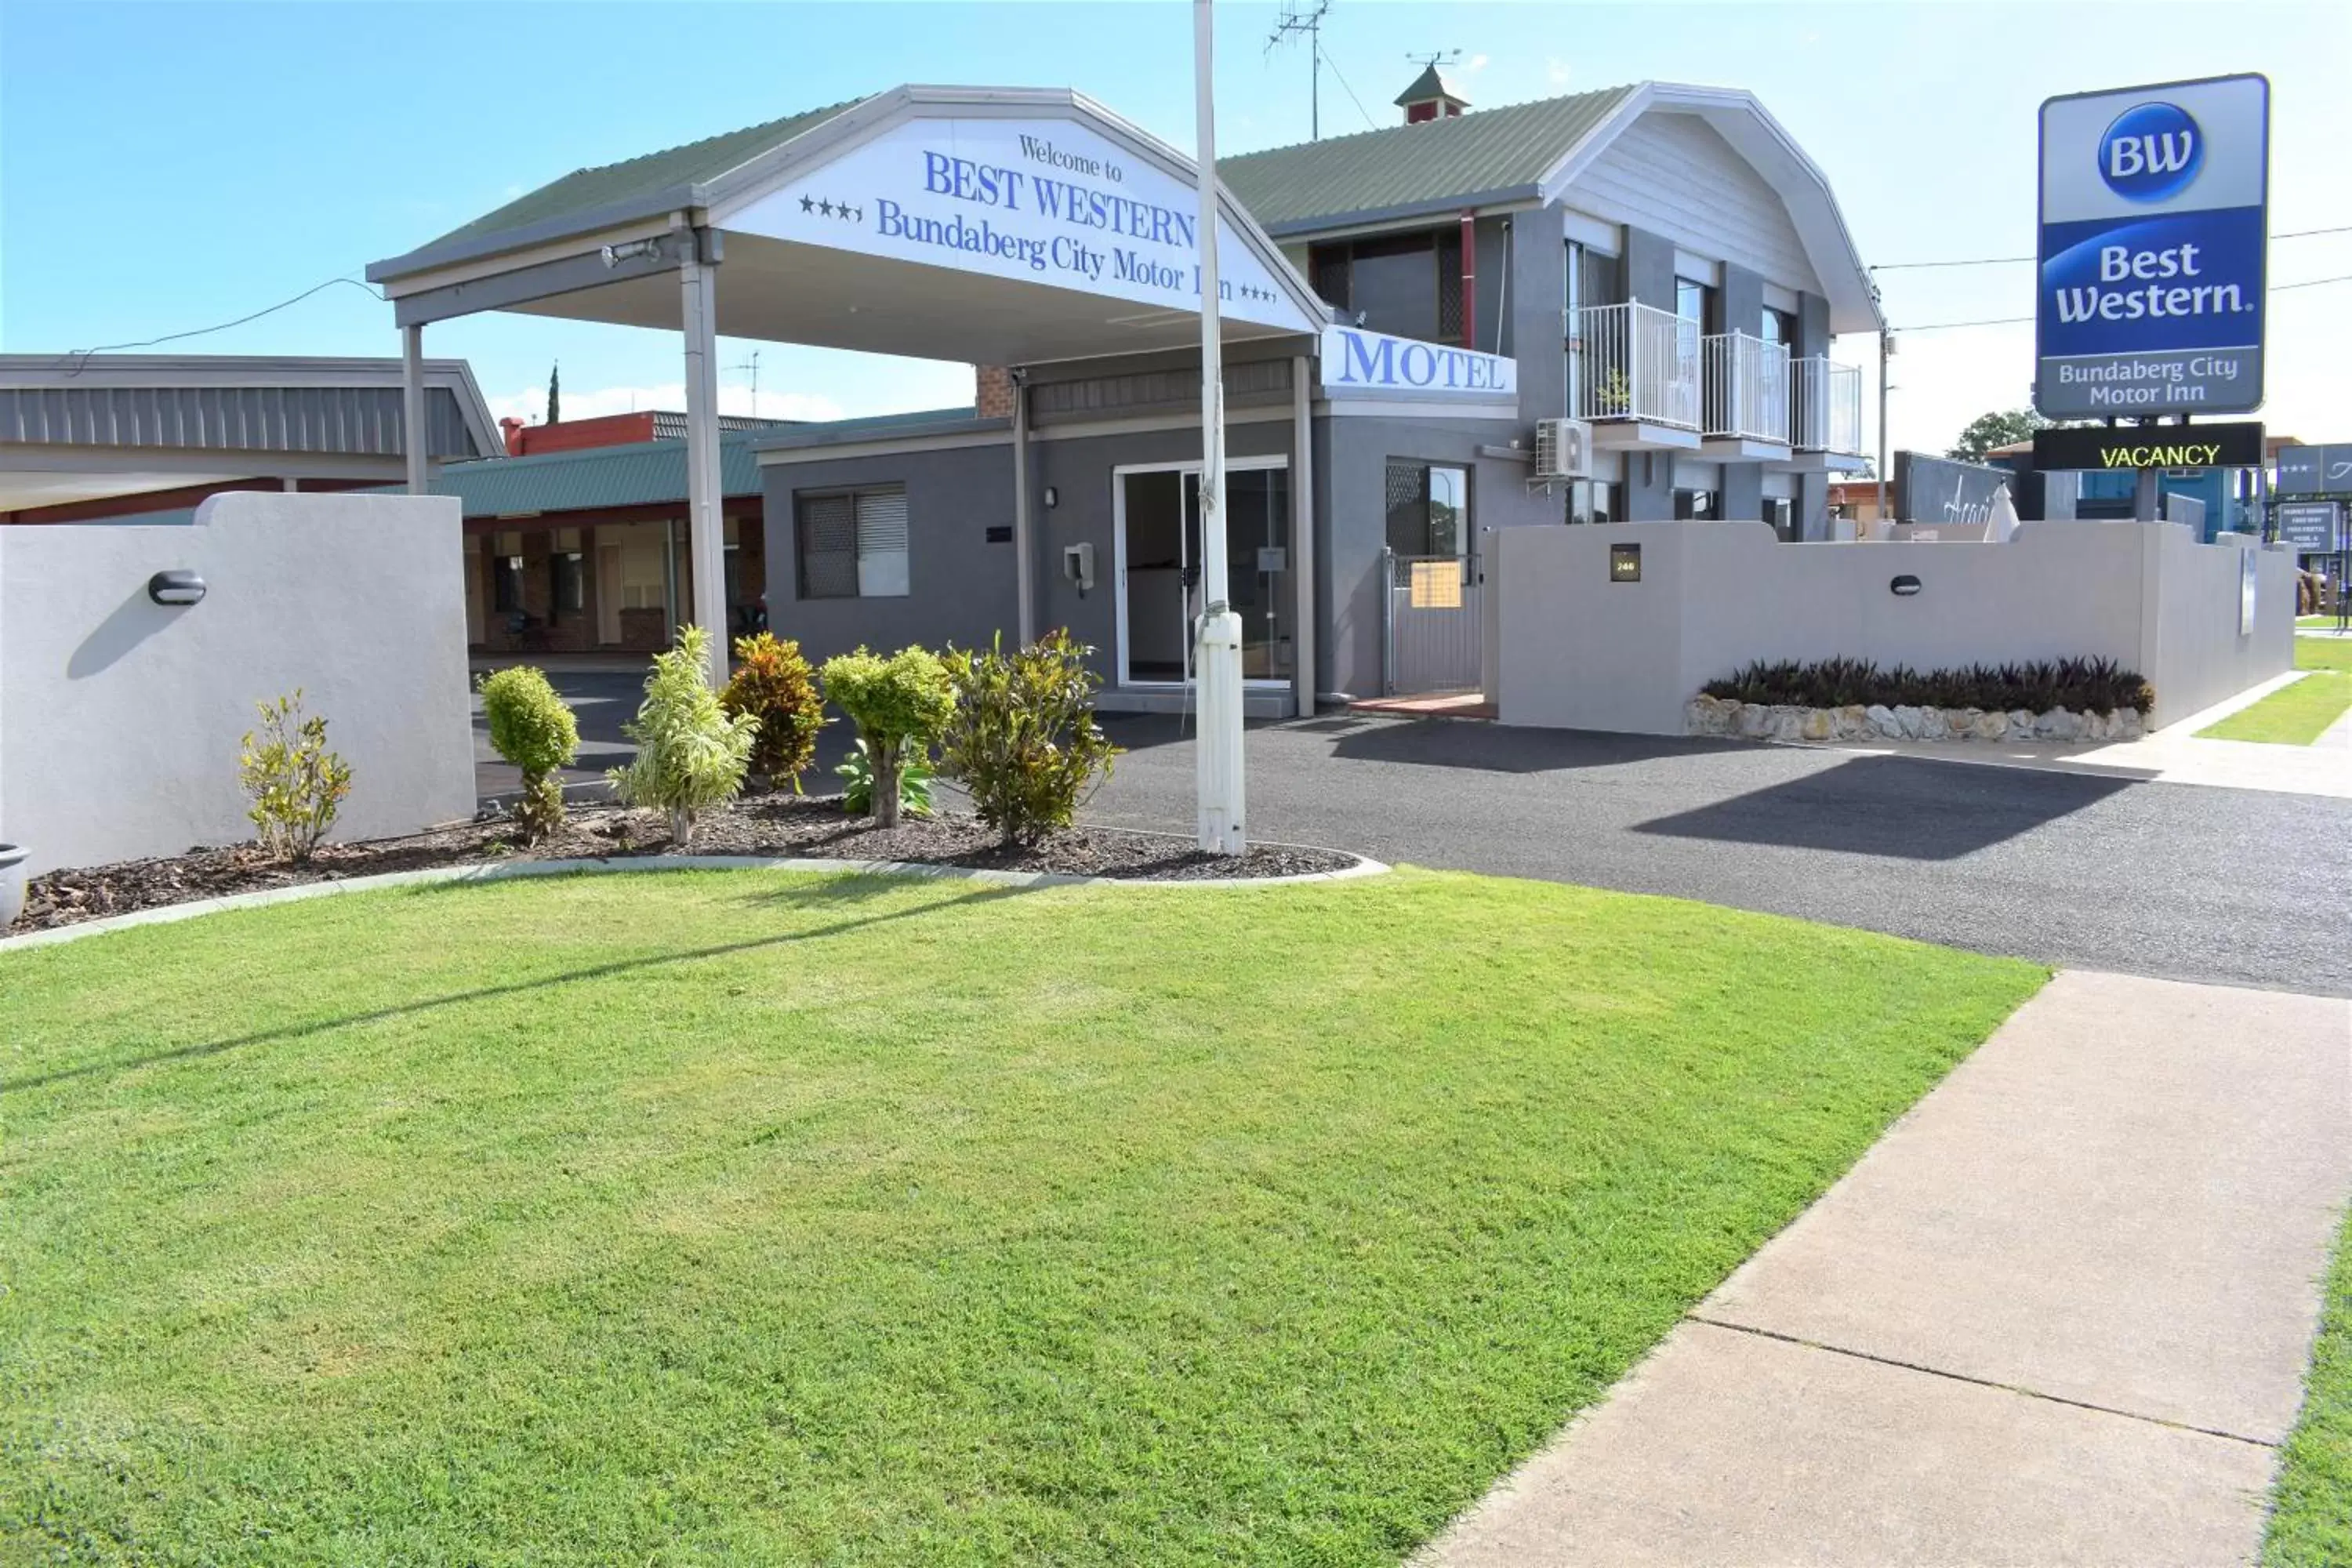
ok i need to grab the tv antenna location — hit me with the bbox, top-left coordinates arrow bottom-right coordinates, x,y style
728,349 -> 761,417
1265,0 -> 1333,141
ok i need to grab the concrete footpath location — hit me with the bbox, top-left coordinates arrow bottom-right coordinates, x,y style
1421,971 -> 2352,1567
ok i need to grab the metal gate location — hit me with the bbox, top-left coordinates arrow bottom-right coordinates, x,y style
1382,547 -> 1484,695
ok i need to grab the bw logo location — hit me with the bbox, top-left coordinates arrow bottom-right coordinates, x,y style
2099,101 -> 2202,203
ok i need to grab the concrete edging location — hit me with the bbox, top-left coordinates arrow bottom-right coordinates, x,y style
0,850 -> 1393,954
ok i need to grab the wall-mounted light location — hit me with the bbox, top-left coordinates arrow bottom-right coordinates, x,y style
599,238 -> 663,268
1043,486 -> 1059,509
1890,575 -> 1923,597
147,570 -> 206,607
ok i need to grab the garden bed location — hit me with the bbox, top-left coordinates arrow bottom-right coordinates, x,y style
8,797 -> 1358,935
1689,695 -> 2146,745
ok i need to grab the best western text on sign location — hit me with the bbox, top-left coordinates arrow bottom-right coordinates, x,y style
1318,325 -> 1517,400
2035,74 -> 2268,418
726,118 -> 1307,332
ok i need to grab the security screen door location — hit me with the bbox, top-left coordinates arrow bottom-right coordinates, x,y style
1116,463 -> 1292,686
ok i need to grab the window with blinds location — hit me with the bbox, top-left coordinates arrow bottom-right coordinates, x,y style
797,486 -> 909,599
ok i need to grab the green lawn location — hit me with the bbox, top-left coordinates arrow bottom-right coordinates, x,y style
2267,1201 -> 2352,1566
2296,635 -> 2352,674
2199,671 -> 2352,743
1,869 -> 2044,1565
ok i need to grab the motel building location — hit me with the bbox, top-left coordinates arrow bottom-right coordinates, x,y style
369,69 -> 1874,711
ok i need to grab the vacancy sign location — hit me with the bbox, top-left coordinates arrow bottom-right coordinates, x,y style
2036,74 -> 2268,419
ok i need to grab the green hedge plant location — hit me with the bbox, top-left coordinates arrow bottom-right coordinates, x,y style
939,630 -> 1120,844
477,666 -> 580,842
721,632 -> 827,793
238,691 -> 353,864
1702,655 -> 2154,716
608,625 -> 759,848
818,645 -> 954,829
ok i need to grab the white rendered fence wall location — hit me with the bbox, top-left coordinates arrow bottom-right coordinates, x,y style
1486,521 -> 2297,735
0,492 -> 474,874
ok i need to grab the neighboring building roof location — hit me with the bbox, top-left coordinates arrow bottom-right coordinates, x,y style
1220,85 -> 1637,234
753,405 -> 992,455
430,427 -> 771,518
0,354 -> 501,461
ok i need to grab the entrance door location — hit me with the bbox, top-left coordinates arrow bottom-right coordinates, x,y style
1116,462 -> 1291,688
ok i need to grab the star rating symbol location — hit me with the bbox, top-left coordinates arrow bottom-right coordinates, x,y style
800,194 -> 814,213
817,198 -> 835,218
801,195 -> 862,223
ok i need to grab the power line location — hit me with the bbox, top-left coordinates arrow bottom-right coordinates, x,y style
1873,223 -> 2352,273
1317,43 -> 1379,132
60,275 -> 385,370
1894,270 -> 2352,333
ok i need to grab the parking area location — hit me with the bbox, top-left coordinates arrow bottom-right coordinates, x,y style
475,670 -> 2351,995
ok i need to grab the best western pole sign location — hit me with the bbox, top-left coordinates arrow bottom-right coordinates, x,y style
2036,74 -> 2269,418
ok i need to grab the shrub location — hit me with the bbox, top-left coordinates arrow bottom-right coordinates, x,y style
477,666 -> 579,842
938,630 -> 1120,844
238,691 -> 353,864
818,646 -> 955,829
836,738 -> 935,819
1701,655 -> 2154,716
721,632 -> 826,792
608,625 -> 760,848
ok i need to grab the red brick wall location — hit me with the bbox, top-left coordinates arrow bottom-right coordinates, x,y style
975,365 -> 1017,419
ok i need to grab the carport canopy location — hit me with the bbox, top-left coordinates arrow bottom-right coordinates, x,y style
368,84 -> 1330,685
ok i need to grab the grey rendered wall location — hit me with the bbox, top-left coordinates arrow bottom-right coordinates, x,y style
1795,292 -> 1835,540
1488,521 -> 2295,735
2147,528 -> 2298,722
1507,206 -> 1567,420
761,444 -> 1019,666
0,492 -> 473,875
1322,415 -> 1548,699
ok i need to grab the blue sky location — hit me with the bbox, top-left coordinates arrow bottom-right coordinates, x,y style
4,1 -> 2347,455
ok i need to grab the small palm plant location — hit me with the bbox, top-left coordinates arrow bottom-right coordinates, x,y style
608,625 -> 759,848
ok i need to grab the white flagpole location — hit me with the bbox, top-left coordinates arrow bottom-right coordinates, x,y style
1192,0 -> 1247,855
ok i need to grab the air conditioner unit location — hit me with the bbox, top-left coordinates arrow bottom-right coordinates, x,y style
1534,418 -> 1592,481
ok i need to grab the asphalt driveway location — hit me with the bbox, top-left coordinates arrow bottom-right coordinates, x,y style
474,671 -> 2348,994
1080,713 -> 2352,996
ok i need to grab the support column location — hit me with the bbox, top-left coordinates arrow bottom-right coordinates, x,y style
1290,354 -> 1316,717
1012,372 -> 1035,644
680,240 -> 728,687
401,323 -> 429,495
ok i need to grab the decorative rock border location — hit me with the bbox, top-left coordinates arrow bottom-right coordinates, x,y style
1686,695 -> 2146,745
0,851 -> 1392,955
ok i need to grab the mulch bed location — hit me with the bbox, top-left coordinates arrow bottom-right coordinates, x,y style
8,797 -> 1360,935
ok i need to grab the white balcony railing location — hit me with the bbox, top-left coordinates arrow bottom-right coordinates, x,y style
1567,302 -> 1700,430
1791,355 -> 1864,455
1701,332 -> 1792,444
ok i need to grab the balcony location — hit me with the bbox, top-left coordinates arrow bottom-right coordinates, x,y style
1701,331 -> 1791,456
1568,302 -> 1700,447
1791,355 -> 1864,456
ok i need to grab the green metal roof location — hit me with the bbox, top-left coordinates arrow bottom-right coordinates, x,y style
425,428 -> 769,519
418,98 -> 867,254
1218,84 -> 1637,234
